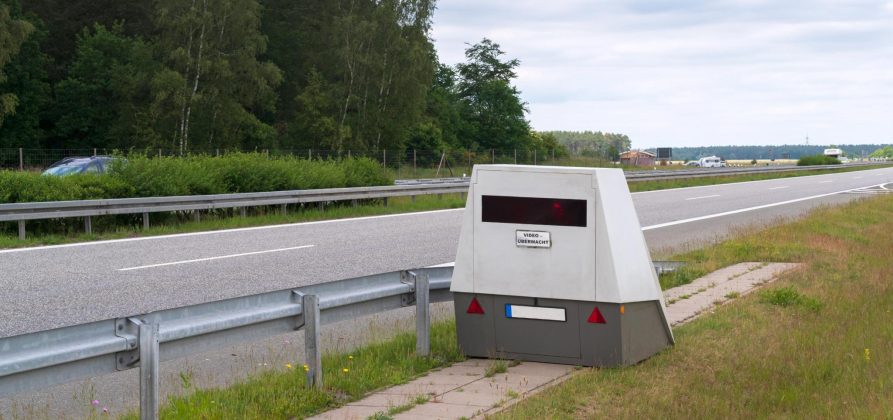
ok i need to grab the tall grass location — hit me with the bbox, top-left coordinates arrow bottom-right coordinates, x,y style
496,194 -> 893,418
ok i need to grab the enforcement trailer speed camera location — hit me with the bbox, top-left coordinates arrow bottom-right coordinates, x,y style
450,165 -> 674,367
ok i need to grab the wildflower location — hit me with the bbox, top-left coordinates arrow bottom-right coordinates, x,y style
865,348 -> 871,362
102,407 -> 109,414
348,355 -> 353,361
286,363 -> 293,369
303,364 -> 309,372
343,368 -> 349,373
91,400 -> 99,406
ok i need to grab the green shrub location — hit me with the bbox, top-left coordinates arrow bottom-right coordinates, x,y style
797,155 -> 840,166
0,153 -> 392,204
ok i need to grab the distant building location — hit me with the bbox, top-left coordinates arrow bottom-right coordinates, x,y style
619,150 -> 656,166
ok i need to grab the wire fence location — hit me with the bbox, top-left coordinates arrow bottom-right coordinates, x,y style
0,148 -> 618,178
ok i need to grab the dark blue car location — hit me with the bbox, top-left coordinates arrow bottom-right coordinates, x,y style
42,156 -> 119,176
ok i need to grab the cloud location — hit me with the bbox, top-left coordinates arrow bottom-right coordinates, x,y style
431,1 -> 893,147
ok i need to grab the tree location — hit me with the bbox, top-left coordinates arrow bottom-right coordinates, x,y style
153,0 -> 283,153
52,24 -> 159,149
869,146 -> 893,159
264,0 -> 436,153
0,0 -> 34,127
454,38 -> 530,151
20,0 -> 154,82
0,1 -> 50,146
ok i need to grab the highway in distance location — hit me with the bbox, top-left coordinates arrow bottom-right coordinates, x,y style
1,166 -> 892,338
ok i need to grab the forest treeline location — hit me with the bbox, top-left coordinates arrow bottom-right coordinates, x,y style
0,0 -> 576,157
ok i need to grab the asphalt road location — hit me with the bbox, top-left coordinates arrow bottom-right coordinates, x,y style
2,167 -> 892,338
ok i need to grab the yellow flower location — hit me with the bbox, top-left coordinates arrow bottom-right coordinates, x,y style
342,368 -> 349,373
864,348 -> 871,362
285,363 -> 293,369
303,364 -> 310,372
348,355 -> 354,361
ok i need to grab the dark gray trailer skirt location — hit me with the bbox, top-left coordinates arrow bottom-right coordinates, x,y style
454,293 -> 672,367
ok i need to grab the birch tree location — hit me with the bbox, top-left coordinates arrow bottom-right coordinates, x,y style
153,0 -> 282,152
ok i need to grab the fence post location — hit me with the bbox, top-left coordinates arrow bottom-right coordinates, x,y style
383,150 -> 387,168
302,294 -> 322,389
491,149 -> 495,164
142,213 -> 150,230
308,149 -> 312,160
139,322 -> 160,420
514,149 -> 517,165
18,220 -> 25,240
467,150 -> 471,174
84,216 -> 92,235
534,149 -> 537,165
415,273 -> 430,357
18,148 -> 23,171
413,149 -> 417,178
93,148 -> 97,157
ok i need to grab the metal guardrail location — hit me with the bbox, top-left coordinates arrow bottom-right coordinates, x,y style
2,162 -> 886,240
0,183 -> 468,240
0,264 -> 455,419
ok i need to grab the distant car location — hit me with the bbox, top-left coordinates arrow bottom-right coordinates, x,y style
683,161 -> 699,167
697,156 -> 726,168
42,156 -> 119,176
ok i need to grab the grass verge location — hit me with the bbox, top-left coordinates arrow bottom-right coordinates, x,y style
494,193 -> 893,418
119,321 -> 463,419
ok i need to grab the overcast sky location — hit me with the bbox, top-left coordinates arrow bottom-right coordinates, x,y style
431,1 -> 893,148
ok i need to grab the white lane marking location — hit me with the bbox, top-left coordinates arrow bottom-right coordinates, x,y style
685,194 -> 721,201
0,209 -> 462,255
641,183 -> 885,231
819,181 -> 833,184
768,186 -> 789,190
118,245 -> 315,271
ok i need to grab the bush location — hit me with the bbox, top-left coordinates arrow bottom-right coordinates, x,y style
0,153 -> 392,204
797,155 -> 840,166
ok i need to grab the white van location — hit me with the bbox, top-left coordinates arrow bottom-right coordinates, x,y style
697,156 -> 726,168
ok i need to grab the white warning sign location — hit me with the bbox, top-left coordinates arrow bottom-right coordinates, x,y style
515,230 -> 551,248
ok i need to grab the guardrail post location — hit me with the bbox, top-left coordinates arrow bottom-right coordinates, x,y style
411,195 -> 416,204
514,149 -> 517,165
281,203 -> 288,216
84,216 -> 92,235
240,207 -> 247,218
142,212 -> 150,229
18,220 -> 25,240
415,273 -> 430,357
302,294 -> 322,389
383,197 -> 389,207
139,322 -> 160,420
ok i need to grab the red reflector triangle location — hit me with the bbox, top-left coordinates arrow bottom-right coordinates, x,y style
467,297 -> 485,314
587,307 -> 606,324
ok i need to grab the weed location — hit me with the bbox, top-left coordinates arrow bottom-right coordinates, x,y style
506,390 -> 520,399
485,360 -> 509,377
724,292 -> 740,299
759,286 -> 823,311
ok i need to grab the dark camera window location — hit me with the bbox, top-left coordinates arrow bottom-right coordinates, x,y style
482,195 -> 587,227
